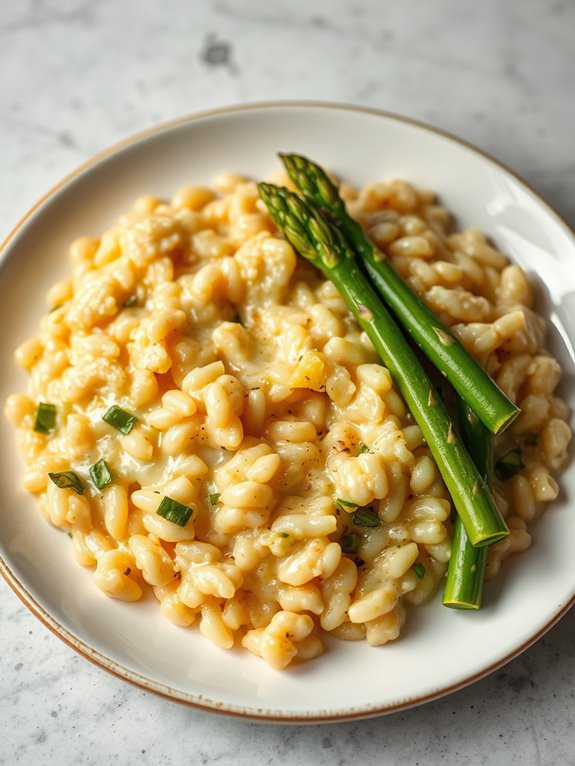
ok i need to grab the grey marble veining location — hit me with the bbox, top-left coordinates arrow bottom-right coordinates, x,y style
1,1 -> 574,764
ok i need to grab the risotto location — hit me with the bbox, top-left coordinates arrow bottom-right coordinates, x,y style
5,170 -> 571,669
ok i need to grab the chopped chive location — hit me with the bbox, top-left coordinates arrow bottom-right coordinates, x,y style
48,471 -> 84,495
89,459 -> 113,490
336,498 -> 359,509
412,562 -> 426,579
525,433 -> 538,446
341,533 -> 360,554
102,405 -> 137,434
48,304 -> 63,313
33,402 -> 56,434
337,499 -> 380,527
157,495 -> 193,526
122,295 -> 137,308
352,508 -> 380,528
495,449 -> 524,481
358,443 -> 371,454
278,531 -> 290,539
209,492 -> 221,506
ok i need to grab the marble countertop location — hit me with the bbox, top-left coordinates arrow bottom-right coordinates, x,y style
1,1 -> 574,763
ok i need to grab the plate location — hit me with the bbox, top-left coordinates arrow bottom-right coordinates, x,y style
1,102 -> 574,721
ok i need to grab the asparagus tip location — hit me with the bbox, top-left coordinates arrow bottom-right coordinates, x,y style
279,152 -> 343,211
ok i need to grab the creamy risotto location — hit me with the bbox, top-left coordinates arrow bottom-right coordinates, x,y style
5,171 -> 571,669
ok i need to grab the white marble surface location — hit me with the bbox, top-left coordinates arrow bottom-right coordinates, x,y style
1,0 -> 574,763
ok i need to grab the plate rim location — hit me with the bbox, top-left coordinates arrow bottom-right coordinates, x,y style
1,99 -> 574,722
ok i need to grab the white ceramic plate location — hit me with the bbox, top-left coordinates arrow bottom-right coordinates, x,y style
1,102 -> 574,722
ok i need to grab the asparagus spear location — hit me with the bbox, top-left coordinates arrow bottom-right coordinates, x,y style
279,153 -> 519,436
258,182 -> 508,547
443,402 -> 492,609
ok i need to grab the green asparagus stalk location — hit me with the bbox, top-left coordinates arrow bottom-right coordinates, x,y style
279,153 -> 519,436
443,402 -> 492,609
258,182 -> 508,547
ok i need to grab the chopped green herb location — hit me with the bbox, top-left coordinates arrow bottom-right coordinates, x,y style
48,471 -> 84,495
336,498 -> 359,509
352,508 -> 380,528
358,443 -> 371,454
278,531 -> 290,539
525,433 -> 538,446
209,492 -> 221,506
341,533 -> 360,554
122,295 -> 138,308
33,402 -> 56,434
89,459 -> 113,490
48,304 -> 63,313
102,405 -> 137,434
157,496 -> 193,527
495,449 -> 525,481
412,562 -> 426,579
